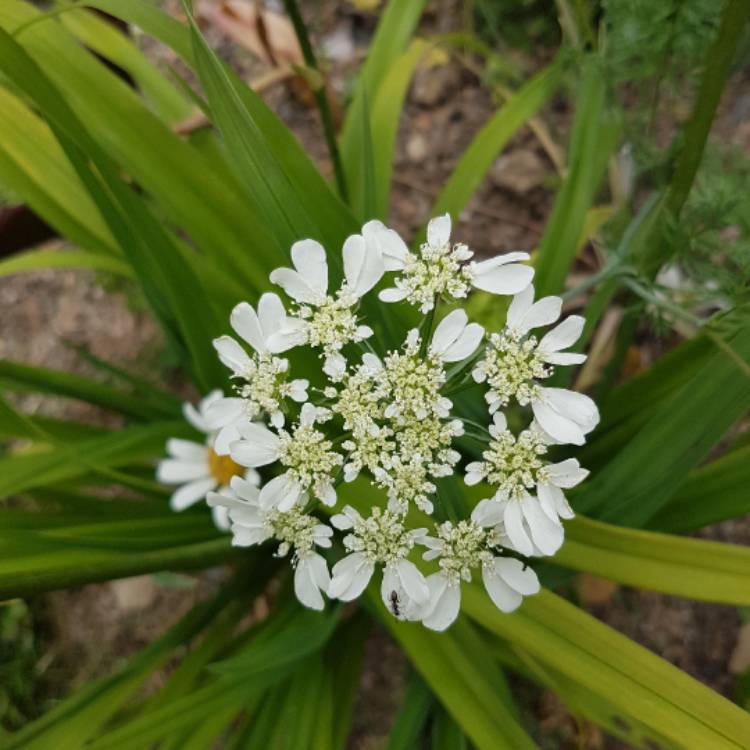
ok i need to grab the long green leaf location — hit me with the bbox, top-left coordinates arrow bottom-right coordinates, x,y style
557,515 -> 750,605
0,359 -> 177,421
649,443 -> 750,532
377,594 -> 536,750
533,57 -> 620,297
576,324 -> 750,525
340,0 -> 427,167
464,587 -> 750,749
0,247 -> 133,279
0,86 -> 116,255
187,9 -> 349,258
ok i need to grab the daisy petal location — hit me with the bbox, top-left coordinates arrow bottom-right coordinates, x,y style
169,477 -> 216,511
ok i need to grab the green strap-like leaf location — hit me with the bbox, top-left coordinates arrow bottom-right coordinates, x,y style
577,324 -> 750,525
464,587 -> 750,749
649,443 -> 750,532
377,594 -> 537,750
0,359 -> 178,421
533,57 -> 620,297
557,515 -> 750,605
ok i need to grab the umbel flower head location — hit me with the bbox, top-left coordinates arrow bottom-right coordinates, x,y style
158,215 -> 599,630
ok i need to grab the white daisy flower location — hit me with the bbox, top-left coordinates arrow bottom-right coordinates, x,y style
269,234 -> 384,375
207,476 -> 333,610
378,213 -> 533,312
229,402 -> 344,511
328,506 -> 429,619
212,293 -> 309,431
417,504 -> 540,631
472,284 -> 599,444
156,391 -> 259,531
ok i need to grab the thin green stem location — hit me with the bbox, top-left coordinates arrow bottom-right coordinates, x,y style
281,0 -> 348,202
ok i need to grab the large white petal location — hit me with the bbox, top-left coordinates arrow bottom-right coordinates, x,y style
521,496 -> 564,555
538,388 -> 599,439
372,225 -> 409,271
294,554 -> 328,611
292,239 -> 328,296
506,284 -> 535,330
471,262 -> 534,296
169,477 -> 215,511
471,498 -> 505,527
213,422 -> 243,456
482,562 -> 523,613
539,315 -> 585,353
268,268 -> 317,305
494,557 -> 540,595
229,423 -> 280,467
532,399 -> 586,445
547,458 -> 589,489
427,213 -> 451,247
230,302 -> 266,353
422,575 -> 461,631
514,295 -> 563,335
266,318 -> 308,353
257,292 -> 286,342
430,309 -> 468,356
538,482 -> 574,521
443,323 -> 484,362
472,251 -> 531,273
259,473 -> 300,510
543,351 -> 587,365
329,552 -> 374,601
232,525 -> 270,546
213,336 -> 252,376
503,501 -> 534,557
379,287 -> 409,303
396,560 -> 430,605
204,397 -> 245,430
343,233 -> 385,297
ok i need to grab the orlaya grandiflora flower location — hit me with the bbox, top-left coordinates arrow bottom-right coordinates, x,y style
376,213 -> 534,313
229,402 -> 344,511
269,232 -> 384,380
328,505 -> 430,619
156,390 -> 258,530
464,412 -> 587,556
158,217 -> 599,626
207,476 -> 333,610
211,293 -> 308,444
472,284 -> 600,445
416,502 -> 540,631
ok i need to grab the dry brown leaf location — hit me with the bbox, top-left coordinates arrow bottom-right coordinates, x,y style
196,0 -> 303,68
576,573 -> 619,606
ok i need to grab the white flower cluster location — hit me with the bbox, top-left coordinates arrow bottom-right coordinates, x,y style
158,214 -> 599,630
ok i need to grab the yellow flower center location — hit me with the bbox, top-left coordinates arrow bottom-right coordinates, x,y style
207,449 -> 244,486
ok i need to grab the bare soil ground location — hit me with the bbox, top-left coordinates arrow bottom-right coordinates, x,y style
2,2 -> 748,747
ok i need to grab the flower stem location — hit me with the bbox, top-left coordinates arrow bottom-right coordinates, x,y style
281,0 -> 348,201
